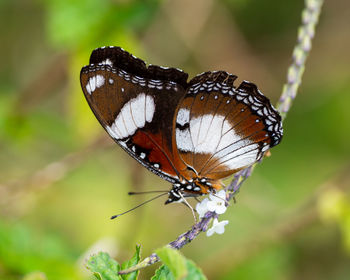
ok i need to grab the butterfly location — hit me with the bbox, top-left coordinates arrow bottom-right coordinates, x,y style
80,46 -> 283,204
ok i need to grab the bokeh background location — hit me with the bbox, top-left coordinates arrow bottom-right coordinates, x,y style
1,0 -> 350,279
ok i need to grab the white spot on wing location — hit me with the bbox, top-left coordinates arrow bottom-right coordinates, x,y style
86,75 -> 105,95
176,108 -> 190,126
101,59 -> 113,66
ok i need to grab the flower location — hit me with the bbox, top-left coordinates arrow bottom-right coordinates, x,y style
206,218 -> 229,237
196,198 -> 209,218
195,190 -> 228,218
207,190 -> 227,215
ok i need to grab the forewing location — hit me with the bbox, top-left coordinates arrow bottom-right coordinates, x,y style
80,47 -> 189,183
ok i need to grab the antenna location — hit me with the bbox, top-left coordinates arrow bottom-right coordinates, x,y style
110,192 -> 168,219
128,190 -> 168,195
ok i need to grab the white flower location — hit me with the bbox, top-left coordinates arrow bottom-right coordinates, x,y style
196,198 -> 209,218
206,218 -> 229,237
195,190 -> 228,218
207,190 -> 227,215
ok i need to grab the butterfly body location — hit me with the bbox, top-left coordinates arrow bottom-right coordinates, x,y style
80,47 -> 283,204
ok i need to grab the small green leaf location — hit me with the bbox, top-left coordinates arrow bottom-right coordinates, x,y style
185,260 -> 207,280
87,252 -> 121,280
120,245 -> 141,280
151,265 -> 174,280
156,247 -> 187,280
153,248 -> 207,280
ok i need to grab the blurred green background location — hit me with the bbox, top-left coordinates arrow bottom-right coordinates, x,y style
1,0 -> 350,279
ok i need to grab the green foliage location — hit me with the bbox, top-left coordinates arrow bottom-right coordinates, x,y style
120,245 -> 141,280
87,252 -> 121,280
156,247 -> 187,279
154,247 -> 206,280
152,260 -> 206,280
152,265 -> 173,280
87,246 -> 140,280
184,260 -> 207,280
86,247 -> 206,280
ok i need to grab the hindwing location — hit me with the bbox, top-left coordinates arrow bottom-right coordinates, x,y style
174,71 -> 283,180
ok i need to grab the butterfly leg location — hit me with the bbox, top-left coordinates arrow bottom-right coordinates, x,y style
178,192 -> 197,223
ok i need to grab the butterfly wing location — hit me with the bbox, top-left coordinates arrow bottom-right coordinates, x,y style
174,71 -> 283,181
80,47 -> 189,183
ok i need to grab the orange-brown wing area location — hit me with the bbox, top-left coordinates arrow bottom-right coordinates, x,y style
174,71 -> 283,181
130,130 -> 181,179
80,47 -> 190,183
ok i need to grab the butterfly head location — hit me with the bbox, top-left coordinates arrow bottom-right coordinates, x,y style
165,177 -> 218,204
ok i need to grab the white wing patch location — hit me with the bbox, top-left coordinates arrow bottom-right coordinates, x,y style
86,75 -> 105,95
106,124 -> 121,139
145,95 -> 155,122
176,127 -> 193,152
176,113 -> 260,170
106,93 -> 155,139
191,114 -> 223,153
176,108 -> 190,126
131,95 -> 146,128
213,143 -> 259,171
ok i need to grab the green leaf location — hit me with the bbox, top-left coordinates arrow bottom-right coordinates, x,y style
87,252 -> 121,280
185,260 -> 207,280
120,245 -> 141,280
151,265 -> 174,280
155,247 -> 187,280
151,259 -> 207,280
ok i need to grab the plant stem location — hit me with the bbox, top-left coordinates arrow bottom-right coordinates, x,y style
276,0 -> 324,120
